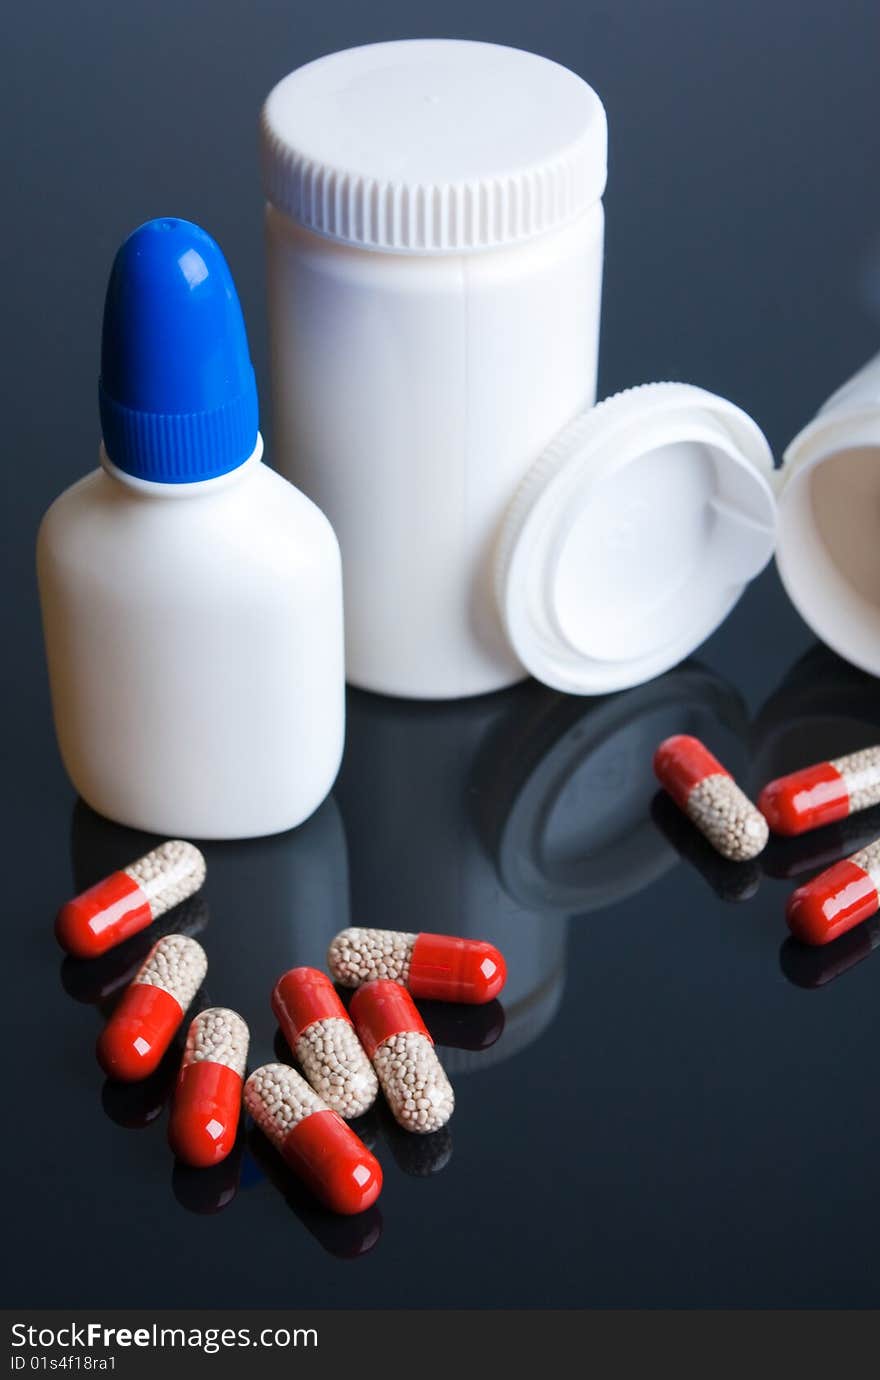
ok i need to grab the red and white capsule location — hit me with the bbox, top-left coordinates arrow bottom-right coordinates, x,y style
272,967 -> 378,1119
244,1063 -> 382,1215
350,980 -> 455,1135
327,927 -> 506,1004
168,1008 -> 249,1167
653,735 -> 768,861
97,935 -> 207,1081
759,747 -> 880,837
786,839 -> 880,946
56,840 -> 206,959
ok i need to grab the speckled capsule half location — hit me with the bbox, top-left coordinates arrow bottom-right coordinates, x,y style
169,1008 -> 249,1167
787,839 -> 880,946
350,980 -> 455,1135
272,968 -> 377,1119
327,927 -> 506,1003
97,935 -> 207,1082
760,746 -> 880,836
56,840 -> 206,958
244,1063 -> 382,1216
653,735 -> 768,861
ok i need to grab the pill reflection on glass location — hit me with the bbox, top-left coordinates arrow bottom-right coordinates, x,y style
101,1045 -> 181,1129
418,998 -> 506,1053
761,805 -> 880,881
246,1127 -> 383,1259
172,1133 -> 245,1215
377,1099 -> 453,1177
779,917 -> 880,989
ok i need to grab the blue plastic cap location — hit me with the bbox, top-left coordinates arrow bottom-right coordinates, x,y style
99,218 -> 259,483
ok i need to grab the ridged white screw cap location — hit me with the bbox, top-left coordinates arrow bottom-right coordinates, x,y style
261,39 -> 607,254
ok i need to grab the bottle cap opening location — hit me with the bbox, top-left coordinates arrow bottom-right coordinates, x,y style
777,408 -> 880,679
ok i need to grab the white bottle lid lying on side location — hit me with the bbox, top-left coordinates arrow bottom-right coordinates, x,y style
497,354 -> 880,695
495,382 -> 778,695
776,350 -> 880,678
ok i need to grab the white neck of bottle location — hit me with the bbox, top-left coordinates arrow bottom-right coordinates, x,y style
99,433 -> 264,497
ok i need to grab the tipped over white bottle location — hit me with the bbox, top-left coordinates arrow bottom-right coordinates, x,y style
37,217 -> 344,839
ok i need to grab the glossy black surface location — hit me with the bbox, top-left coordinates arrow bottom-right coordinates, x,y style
5,1 -> 880,1307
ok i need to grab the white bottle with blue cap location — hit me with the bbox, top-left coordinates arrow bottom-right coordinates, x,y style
37,217 -> 345,839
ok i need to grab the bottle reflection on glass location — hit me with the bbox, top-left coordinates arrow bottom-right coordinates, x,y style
245,1124 -> 382,1259
338,665 -> 752,1074
338,684 -> 568,1075
474,665 -> 751,915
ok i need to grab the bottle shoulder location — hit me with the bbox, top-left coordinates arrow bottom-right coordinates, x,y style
37,461 -> 340,590
253,461 -> 340,550
37,468 -> 114,551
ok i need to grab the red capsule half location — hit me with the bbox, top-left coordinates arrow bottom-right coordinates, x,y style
281,1110 -> 382,1216
349,980 -> 430,1060
97,984 -> 184,1081
759,763 -> 849,836
56,871 -> 152,959
786,857 -> 880,946
272,967 -> 350,1044
653,734 -> 729,807
409,933 -> 506,1004
169,1063 -> 243,1167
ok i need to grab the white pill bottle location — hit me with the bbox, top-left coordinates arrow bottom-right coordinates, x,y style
38,218 -> 345,839
264,39 -> 607,699
264,39 -> 780,702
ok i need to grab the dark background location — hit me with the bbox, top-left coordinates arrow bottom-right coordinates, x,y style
4,0 -> 880,1307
